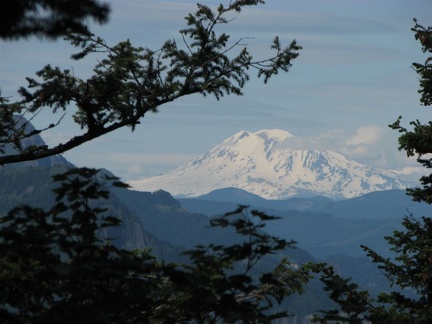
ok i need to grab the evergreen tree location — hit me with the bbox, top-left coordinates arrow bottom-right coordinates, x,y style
390,19 -> 432,204
313,19 -> 432,324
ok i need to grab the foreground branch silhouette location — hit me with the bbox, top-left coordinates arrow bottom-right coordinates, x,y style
0,1 -> 300,165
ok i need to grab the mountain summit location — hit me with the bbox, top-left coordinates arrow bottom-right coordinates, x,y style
129,129 -> 406,200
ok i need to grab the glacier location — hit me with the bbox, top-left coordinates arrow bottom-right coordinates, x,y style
128,129 -> 407,200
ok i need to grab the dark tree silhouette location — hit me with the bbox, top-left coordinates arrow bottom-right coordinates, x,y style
0,0 -> 110,40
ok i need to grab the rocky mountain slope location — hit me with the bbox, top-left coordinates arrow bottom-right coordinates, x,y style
129,129 -> 406,200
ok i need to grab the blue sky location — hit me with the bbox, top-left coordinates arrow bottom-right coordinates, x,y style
1,0 -> 432,182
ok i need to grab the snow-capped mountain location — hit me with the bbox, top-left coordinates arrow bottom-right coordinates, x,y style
128,129 -> 407,200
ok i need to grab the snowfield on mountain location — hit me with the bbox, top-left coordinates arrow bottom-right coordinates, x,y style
128,129 -> 406,200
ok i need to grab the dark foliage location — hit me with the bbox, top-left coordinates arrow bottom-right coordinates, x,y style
389,19 -> 432,204
0,169 -> 316,323
0,168 -> 166,323
0,0 -> 110,40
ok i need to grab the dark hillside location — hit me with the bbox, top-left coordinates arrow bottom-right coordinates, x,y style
0,166 -> 184,261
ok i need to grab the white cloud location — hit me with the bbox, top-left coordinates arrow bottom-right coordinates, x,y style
391,166 -> 429,183
345,125 -> 384,146
127,163 -> 143,176
278,125 -> 413,172
393,166 -> 428,176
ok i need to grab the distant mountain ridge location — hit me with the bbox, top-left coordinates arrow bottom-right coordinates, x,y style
180,188 -> 430,221
129,129 -> 407,200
